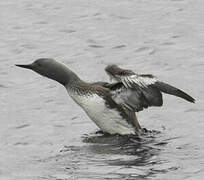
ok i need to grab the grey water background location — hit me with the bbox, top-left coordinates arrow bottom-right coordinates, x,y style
0,0 -> 204,179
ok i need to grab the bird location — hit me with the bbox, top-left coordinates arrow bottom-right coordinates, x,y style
16,58 -> 195,135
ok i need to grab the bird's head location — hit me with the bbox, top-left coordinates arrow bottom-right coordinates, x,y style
16,58 -> 78,86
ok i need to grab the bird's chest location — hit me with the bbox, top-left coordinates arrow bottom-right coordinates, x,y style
66,89 -> 135,135
67,90 -> 105,116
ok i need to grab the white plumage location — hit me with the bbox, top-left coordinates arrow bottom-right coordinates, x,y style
67,88 -> 136,135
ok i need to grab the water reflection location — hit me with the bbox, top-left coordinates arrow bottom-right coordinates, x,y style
79,131 -> 179,179
82,130 -> 163,166
37,130 -> 181,179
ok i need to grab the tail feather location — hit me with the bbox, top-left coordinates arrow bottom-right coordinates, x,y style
154,81 -> 195,103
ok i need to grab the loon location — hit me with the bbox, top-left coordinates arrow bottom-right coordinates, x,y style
16,58 -> 195,135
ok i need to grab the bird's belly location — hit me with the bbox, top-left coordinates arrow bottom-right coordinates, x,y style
68,92 -> 135,135
86,104 -> 135,135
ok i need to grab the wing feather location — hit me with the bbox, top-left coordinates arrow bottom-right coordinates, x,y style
105,65 -> 195,111
102,75 -> 161,111
112,75 -> 163,110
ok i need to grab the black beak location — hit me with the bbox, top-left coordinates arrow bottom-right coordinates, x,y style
15,64 -> 34,70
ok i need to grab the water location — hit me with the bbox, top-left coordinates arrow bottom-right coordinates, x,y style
1,0 -> 204,179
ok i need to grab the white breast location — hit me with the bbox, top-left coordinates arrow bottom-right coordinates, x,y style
66,89 -> 135,135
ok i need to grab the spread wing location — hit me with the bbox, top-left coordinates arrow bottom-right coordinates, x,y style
105,74 -> 194,112
104,65 -> 195,112
119,74 -> 163,106
106,75 -> 163,112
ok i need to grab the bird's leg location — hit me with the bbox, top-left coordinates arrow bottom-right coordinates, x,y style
123,106 -> 142,135
132,113 -> 142,135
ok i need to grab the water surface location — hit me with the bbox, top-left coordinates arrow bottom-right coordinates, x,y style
0,0 -> 204,179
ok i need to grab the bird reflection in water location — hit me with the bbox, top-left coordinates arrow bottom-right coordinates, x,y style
57,130 -> 180,179
82,130 -> 165,166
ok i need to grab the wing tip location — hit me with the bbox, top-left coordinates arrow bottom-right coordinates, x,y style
176,89 -> 195,103
188,97 -> 196,103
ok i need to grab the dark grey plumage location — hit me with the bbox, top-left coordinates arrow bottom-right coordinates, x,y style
105,64 -> 195,112
153,81 -> 195,103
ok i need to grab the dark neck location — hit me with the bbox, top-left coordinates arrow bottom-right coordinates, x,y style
37,63 -> 83,86
56,68 -> 82,86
